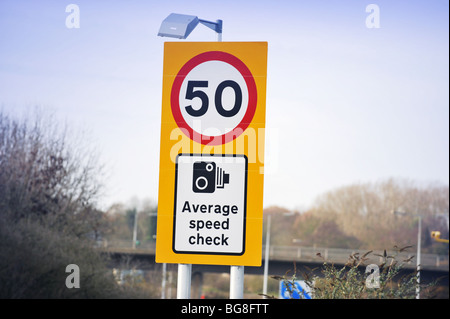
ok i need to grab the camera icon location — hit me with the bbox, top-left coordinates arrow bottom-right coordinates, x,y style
192,161 -> 230,193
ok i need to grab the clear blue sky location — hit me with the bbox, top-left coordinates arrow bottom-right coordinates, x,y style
0,0 -> 448,210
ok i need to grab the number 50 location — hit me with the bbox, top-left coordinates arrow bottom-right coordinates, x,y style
184,80 -> 243,117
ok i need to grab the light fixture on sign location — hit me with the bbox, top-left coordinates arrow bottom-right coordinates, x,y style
158,13 -> 223,41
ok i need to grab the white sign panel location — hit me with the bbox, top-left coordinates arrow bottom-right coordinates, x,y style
173,154 -> 248,255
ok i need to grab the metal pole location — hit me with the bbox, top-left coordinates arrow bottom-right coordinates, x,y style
168,270 -> 173,299
132,209 -> 138,249
262,214 -> 271,298
177,264 -> 192,299
216,19 -> 223,42
416,215 -> 422,299
230,266 -> 244,299
161,263 -> 167,299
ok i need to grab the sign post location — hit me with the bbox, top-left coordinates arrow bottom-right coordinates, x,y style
230,265 -> 245,299
177,264 -> 192,299
156,42 -> 267,298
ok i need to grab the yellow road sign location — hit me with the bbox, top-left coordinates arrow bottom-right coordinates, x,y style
156,42 -> 267,266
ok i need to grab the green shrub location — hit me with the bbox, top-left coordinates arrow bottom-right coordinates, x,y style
271,248 -> 438,299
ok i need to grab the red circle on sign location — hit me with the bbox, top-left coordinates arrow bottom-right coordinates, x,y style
171,51 -> 257,146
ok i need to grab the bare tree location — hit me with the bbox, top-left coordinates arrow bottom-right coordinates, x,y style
0,109 -> 104,237
312,178 -> 449,250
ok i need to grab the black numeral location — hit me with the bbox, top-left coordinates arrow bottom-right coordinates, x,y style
215,80 -> 242,117
184,80 -> 242,117
185,81 -> 209,117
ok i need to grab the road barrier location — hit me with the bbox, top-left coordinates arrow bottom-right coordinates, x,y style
99,240 -> 448,271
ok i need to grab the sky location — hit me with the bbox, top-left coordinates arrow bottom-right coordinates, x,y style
0,0 -> 448,211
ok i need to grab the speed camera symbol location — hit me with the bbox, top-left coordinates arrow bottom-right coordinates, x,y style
192,161 -> 230,193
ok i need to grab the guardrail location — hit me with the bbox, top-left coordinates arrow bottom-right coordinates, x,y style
98,240 -> 449,271
267,246 -> 449,270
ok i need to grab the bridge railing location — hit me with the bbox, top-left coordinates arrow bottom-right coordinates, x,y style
97,239 -> 157,252
98,240 -> 448,271
266,245 -> 449,270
